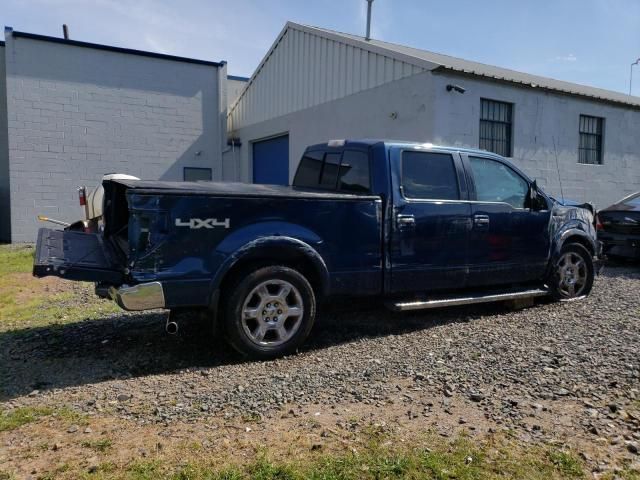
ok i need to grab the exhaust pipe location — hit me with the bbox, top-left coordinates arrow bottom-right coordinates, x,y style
166,320 -> 178,335
165,313 -> 178,335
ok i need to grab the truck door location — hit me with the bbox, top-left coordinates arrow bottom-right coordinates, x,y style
389,147 -> 472,293
462,154 -> 551,287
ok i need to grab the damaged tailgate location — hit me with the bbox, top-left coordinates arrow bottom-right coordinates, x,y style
33,228 -> 125,283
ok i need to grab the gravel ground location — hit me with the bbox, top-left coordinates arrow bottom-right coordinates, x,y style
1,263 -> 639,467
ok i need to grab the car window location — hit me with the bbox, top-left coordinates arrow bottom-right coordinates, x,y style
401,151 -> 459,200
319,153 -> 341,188
293,151 -> 324,188
469,156 -> 528,208
623,192 -> 640,207
338,151 -> 370,193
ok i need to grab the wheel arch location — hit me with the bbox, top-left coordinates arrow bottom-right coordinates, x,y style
555,228 -> 596,258
211,236 -> 330,307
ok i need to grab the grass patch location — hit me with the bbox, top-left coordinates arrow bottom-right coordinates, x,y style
0,244 -> 120,332
0,406 -> 54,432
72,434 -> 584,480
0,406 -> 87,433
548,450 -> 584,478
0,245 -> 34,276
82,439 -> 114,454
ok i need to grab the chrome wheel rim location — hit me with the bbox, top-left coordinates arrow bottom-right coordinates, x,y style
556,251 -> 588,298
241,279 -> 304,347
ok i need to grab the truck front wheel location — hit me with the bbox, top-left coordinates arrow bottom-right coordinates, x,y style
223,265 -> 316,359
548,243 -> 594,301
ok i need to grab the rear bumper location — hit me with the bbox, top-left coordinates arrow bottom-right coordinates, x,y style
598,232 -> 640,259
108,282 -> 166,311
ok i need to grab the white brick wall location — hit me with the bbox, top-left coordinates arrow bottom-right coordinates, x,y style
0,44 -> 9,242
4,33 -> 225,242
430,72 -> 640,209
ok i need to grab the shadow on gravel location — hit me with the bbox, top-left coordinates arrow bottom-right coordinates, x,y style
1,265 -> 634,401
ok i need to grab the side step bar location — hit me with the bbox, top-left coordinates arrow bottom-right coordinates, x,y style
386,288 -> 548,312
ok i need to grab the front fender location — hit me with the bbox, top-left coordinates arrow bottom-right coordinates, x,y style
209,221 -> 330,297
553,227 -> 596,256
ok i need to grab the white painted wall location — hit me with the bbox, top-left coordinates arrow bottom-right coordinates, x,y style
228,70 -> 436,185
4,33 -> 226,242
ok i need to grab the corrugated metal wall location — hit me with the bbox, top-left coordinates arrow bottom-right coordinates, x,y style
228,26 -> 425,131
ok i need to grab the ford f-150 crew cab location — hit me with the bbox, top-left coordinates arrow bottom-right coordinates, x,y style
33,140 -> 599,358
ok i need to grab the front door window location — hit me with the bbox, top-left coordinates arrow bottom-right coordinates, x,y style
468,156 -> 528,209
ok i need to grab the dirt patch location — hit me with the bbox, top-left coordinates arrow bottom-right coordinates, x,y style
1,397 -> 635,478
8,273 -> 74,304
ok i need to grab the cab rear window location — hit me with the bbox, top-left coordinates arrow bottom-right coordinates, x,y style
293,150 -> 371,193
293,151 -> 323,188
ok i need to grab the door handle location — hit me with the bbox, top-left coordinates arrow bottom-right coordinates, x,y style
397,214 -> 416,229
474,214 -> 490,228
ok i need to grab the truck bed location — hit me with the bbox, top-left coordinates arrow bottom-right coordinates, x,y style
110,179 -> 380,201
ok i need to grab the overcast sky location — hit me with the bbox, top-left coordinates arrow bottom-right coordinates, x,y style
3,0 -> 640,95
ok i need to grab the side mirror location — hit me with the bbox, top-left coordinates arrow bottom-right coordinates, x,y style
528,180 -> 539,210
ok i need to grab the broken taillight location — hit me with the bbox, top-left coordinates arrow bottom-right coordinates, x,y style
78,186 -> 87,206
595,214 -> 604,231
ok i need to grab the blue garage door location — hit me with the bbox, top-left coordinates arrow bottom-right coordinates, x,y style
252,134 -> 289,185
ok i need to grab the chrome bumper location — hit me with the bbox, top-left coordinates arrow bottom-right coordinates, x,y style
109,282 -> 165,311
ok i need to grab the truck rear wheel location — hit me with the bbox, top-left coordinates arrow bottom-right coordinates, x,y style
223,265 -> 316,359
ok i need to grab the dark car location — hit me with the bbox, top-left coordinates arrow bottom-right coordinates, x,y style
597,192 -> 640,260
32,140 -> 600,358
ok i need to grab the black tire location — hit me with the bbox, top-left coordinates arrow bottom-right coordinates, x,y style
223,265 -> 316,359
548,243 -> 594,301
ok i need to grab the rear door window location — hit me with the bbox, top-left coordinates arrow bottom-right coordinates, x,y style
401,151 -> 460,200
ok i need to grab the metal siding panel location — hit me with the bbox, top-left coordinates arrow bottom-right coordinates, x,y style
393,59 -> 402,80
384,56 -> 393,83
312,32 -> 318,106
340,44 -> 355,96
319,36 -> 325,103
360,48 -> 367,92
369,52 -> 376,88
377,53 -> 385,86
287,30 -> 294,113
327,38 -> 334,101
297,30 -> 304,112
306,32 -> 313,109
228,27 -> 430,130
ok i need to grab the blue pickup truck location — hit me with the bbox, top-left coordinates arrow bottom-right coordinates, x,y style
33,140 -> 599,358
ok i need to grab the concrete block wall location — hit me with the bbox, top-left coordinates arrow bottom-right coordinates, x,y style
0,44 -> 10,242
4,32 -> 226,242
429,72 -> 640,208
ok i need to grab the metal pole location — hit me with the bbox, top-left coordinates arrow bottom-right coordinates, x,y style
631,59 -> 640,96
365,0 -> 374,41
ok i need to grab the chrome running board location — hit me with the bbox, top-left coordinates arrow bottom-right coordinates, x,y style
386,288 -> 548,312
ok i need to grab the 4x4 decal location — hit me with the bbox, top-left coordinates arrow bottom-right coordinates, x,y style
175,218 -> 231,229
